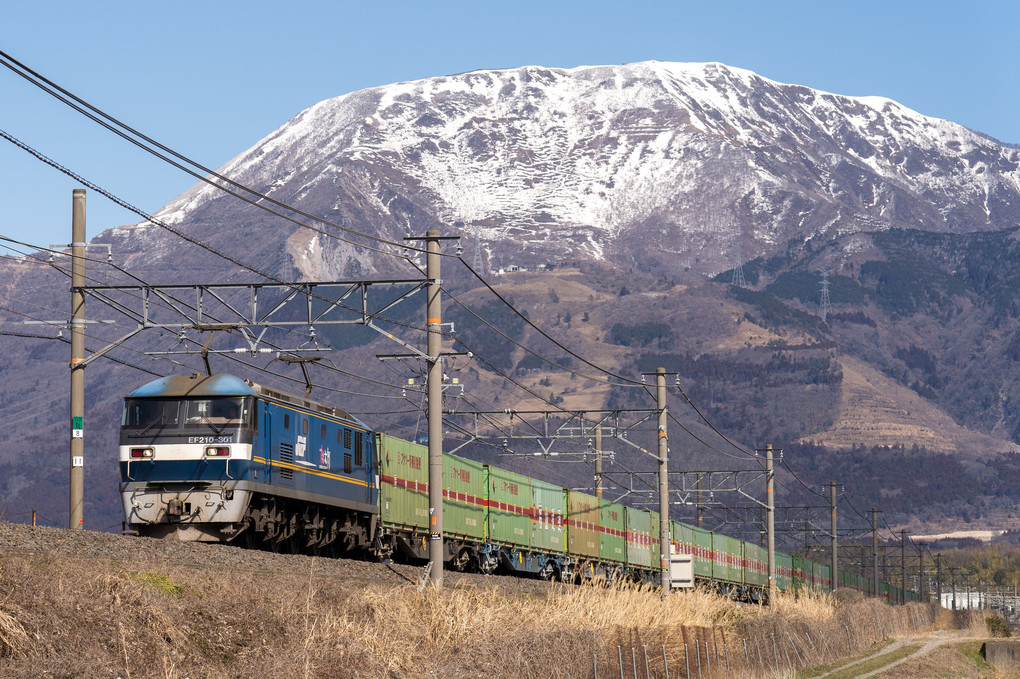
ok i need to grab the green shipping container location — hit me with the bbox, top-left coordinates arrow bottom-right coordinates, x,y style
600,500 -> 627,564
792,555 -> 806,591
743,541 -> 767,588
691,525 -> 714,579
625,507 -> 652,569
531,477 -> 566,554
671,521 -> 695,560
377,434 -> 428,531
486,465 -> 532,548
812,561 -> 829,591
776,552 -> 794,591
650,512 -> 661,572
714,534 -> 742,584
567,490 -> 600,558
443,453 -> 486,541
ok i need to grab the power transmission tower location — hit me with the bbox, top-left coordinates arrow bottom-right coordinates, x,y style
731,248 -> 746,287
819,270 -> 831,322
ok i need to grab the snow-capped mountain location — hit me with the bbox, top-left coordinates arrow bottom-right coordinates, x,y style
131,61 -> 1020,280
7,62 -> 1020,531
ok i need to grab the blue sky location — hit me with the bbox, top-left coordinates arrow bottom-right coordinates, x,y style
1,1 -> 1017,249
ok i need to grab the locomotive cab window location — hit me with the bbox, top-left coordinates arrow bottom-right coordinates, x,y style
283,413 -> 290,429
123,399 -> 181,431
123,397 -> 252,437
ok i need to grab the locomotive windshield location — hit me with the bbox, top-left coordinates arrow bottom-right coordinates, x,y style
122,397 -> 253,437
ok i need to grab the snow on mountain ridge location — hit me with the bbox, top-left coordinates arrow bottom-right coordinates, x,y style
141,61 -> 1020,275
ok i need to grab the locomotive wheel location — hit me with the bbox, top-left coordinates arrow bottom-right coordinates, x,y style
264,534 -> 283,553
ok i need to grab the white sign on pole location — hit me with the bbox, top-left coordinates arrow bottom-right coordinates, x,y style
669,546 -> 694,588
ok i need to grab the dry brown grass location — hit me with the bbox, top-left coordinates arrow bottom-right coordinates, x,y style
871,641 -> 1000,679
0,550 -> 990,679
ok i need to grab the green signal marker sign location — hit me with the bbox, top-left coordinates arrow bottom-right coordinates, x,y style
72,416 -> 83,438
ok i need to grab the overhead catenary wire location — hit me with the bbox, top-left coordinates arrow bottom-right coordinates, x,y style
0,130 -> 443,378
0,49 -> 423,259
456,257 -> 646,387
2,225 -> 457,433
442,282 -> 643,388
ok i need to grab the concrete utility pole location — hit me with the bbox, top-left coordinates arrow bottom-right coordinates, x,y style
829,482 -> 838,592
426,230 -> 444,588
871,508 -> 879,599
901,530 -> 908,603
696,474 -> 704,528
656,368 -> 670,592
69,189 -> 86,530
766,444 -> 776,601
594,424 -> 603,498
918,543 -> 925,602
936,553 -> 943,607
882,551 -> 889,601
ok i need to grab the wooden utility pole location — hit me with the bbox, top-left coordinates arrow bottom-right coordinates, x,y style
69,189 -> 86,530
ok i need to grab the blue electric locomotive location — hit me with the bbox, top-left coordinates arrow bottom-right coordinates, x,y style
119,373 -> 378,554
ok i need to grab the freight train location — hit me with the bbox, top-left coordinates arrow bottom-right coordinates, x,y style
119,373 -> 912,601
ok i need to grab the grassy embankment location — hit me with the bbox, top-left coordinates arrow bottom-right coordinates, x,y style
0,549 -> 991,678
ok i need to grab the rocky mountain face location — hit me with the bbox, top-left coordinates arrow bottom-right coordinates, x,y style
133,61 -> 1020,280
2,61 -> 1020,534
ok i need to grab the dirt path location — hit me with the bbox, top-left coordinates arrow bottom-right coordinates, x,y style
815,631 -> 971,678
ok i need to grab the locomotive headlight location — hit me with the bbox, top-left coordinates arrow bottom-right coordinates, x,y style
130,447 -> 154,458
205,446 -> 230,457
